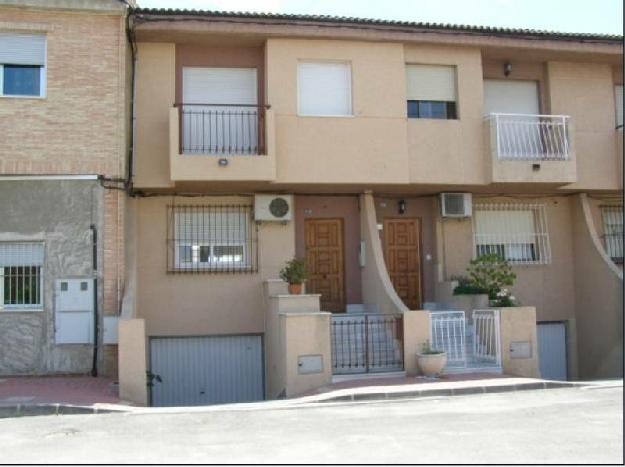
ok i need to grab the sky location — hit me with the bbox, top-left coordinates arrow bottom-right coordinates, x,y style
136,0 -> 623,35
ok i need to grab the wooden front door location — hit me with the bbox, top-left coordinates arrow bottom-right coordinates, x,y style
384,218 -> 422,310
305,218 -> 345,313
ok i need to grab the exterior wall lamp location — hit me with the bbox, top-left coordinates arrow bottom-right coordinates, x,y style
504,61 -> 512,77
398,199 -> 406,214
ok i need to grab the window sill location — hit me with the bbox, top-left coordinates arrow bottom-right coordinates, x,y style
0,308 -> 43,313
0,94 -> 46,100
296,114 -> 355,118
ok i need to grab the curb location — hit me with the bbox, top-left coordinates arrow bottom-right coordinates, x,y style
0,403 -> 127,419
309,380 -> 585,403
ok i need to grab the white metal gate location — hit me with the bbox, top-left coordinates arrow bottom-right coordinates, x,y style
150,335 -> 264,407
430,311 -> 466,368
537,322 -> 568,381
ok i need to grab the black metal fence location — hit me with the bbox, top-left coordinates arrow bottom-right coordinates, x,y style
331,314 -> 404,374
177,103 -> 268,155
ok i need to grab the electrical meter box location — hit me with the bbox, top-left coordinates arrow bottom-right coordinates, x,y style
55,278 -> 95,344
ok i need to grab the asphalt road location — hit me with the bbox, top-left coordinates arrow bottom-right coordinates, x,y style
0,385 -> 622,464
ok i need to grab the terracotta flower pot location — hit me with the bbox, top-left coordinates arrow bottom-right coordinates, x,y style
416,352 -> 448,377
288,283 -> 303,295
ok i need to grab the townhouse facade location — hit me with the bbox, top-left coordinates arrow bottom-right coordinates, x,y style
0,3 -> 622,407
0,0 -> 130,376
114,9 -> 623,407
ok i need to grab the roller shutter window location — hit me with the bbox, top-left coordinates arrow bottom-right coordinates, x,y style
298,61 -> 352,116
406,64 -> 457,119
615,85 -> 623,128
0,32 -> 46,97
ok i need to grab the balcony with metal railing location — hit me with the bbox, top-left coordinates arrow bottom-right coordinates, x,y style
485,113 -> 577,184
169,103 -> 276,182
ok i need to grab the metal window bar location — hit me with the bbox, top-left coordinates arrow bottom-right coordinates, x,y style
472,309 -> 502,366
473,203 -> 552,265
600,205 -> 624,263
0,242 -> 44,311
330,313 -> 404,375
176,103 -> 268,156
167,204 -> 258,274
429,311 -> 466,368
488,113 -> 570,161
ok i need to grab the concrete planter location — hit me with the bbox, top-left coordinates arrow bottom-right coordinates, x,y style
416,352 -> 448,377
449,294 -> 490,323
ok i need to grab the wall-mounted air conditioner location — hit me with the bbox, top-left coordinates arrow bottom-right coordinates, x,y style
254,194 -> 294,222
440,193 -> 472,218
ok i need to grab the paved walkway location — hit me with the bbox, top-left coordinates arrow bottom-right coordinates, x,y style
0,376 -> 119,406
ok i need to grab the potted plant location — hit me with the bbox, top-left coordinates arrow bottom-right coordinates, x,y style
460,253 -> 517,307
279,258 -> 308,295
416,340 -> 447,378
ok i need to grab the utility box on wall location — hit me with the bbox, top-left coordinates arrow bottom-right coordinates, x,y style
55,279 -> 95,344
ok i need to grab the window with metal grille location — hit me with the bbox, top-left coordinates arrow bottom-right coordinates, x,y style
0,242 -> 44,310
601,205 -> 623,263
167,205 -> 258,273
473,204 -> 551,265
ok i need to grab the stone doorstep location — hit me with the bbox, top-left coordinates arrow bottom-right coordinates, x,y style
305,379 -> 585,403
0,403 -> 128,419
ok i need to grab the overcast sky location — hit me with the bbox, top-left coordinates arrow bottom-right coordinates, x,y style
136,0 -> 623,35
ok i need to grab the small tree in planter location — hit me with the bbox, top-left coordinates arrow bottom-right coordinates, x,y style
466,253 -> 517,306
279,258 -> 308,295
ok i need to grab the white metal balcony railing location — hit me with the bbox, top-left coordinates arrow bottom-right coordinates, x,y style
488,113 -> 570,161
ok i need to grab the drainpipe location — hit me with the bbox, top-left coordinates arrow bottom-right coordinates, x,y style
90,224 -> 99,377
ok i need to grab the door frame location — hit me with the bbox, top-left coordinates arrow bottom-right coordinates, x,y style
382,217 -> 424,310
303,217 -> 347,313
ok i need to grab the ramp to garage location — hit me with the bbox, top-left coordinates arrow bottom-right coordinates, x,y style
150,335 -> 264,407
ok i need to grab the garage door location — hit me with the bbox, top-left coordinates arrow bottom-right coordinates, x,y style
537,322 -> 568,381
150,335 -> 264,407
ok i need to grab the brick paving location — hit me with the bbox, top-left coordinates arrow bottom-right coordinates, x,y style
0,376 -> 119,406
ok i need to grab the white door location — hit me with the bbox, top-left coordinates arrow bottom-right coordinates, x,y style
181,67 -> 258,154
150,335 -> 264,407
537,322 -> 568,381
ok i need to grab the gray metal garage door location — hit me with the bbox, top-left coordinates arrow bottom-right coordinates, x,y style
150,335 -> 264,407
537,323 -> 568,381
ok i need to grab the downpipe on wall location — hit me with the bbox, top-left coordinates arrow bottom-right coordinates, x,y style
90,223 -> 99,377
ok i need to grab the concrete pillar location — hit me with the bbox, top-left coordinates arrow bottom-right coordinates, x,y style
118,318 -> 148,406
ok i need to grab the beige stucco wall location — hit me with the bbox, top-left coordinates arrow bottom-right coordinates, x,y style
266,38 -> 410,185
264,288 -> 331,399
404,45 -> 488,185
118,318 -> 148,406
360,193 -> 409,314
403,310 -> 431,376
572,195 -> 623,379
548,61 -> 620,190
134,42 -> 175,188
499,307 -> 540,378
135,196 -> 295,337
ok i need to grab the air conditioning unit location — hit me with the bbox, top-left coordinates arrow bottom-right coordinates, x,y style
254,194 -> 294,222
440,193 -> 472,218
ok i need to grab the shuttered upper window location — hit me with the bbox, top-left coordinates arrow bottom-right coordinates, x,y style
297,62 -> 352,116
473,204 -> 551,265
406,64 -> 457,119
601,205 -> 623,263
0,32 -> 46,97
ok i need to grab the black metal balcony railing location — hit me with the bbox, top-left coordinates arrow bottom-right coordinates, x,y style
176,103 -> 268,155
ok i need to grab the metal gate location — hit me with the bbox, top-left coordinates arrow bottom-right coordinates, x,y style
430,311 -> 466,368
150,335 -> 264,407
331,314 -> 404,374
537,322 -> 568,380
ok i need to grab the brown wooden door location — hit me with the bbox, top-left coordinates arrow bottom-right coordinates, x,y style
305,218 -> 345,313
384,218 -> 422,310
